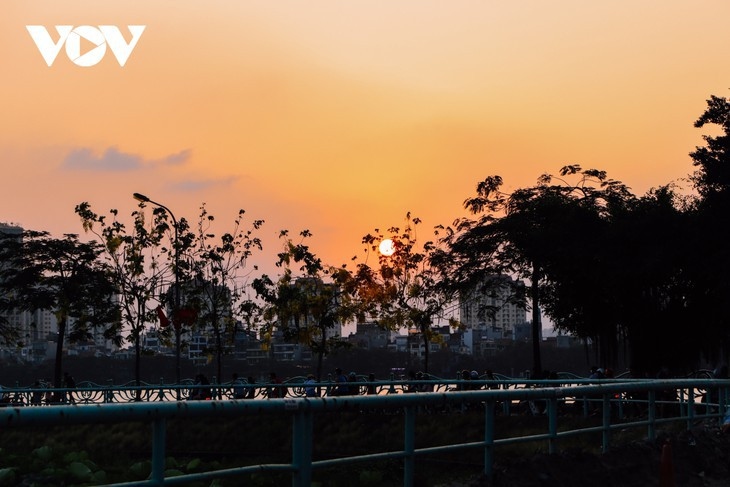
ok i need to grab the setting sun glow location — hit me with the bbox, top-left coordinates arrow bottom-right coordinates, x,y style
3,2 -> 730,271
379,239 -> 395,257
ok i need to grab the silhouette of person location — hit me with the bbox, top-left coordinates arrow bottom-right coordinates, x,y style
189,374 -> 212,400
63,372 -> 76,404
231,373 -> 246,399
304,374 -> 318,397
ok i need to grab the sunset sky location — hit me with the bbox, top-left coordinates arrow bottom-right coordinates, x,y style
3,1 -> 730,274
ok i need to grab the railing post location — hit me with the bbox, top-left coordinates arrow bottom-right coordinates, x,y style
292,409 -> 313,487
403,406 -> 415,487
617,391 -> 624,419
151,418 -> 166,485
648,390 -> 656,441
687,387 -> 695,429
548,398 -> 558,455
601,394 -> 611,453
483,399 -> 496,480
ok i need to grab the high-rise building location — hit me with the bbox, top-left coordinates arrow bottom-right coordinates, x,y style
459,275 -> 528,355
1,224 -> 57,361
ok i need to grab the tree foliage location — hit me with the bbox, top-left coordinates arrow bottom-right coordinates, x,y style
444,166 -> 638,375
253,230 -> 356,380
187,204 -> 264,383
75,202 -> 170,390
355,214 -> 457,374
0,231 -> 119,389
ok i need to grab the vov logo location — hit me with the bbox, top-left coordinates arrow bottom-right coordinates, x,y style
26,25 -> 146,67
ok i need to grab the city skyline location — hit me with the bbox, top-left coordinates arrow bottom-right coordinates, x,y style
3,1 -> 730,273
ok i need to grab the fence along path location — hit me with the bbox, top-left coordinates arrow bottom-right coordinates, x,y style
2,377 -> 729,486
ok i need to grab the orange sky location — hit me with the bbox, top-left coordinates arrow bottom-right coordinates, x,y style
2,1 -> 730,273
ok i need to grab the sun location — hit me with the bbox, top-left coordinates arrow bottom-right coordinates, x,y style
378,238 -> 395,256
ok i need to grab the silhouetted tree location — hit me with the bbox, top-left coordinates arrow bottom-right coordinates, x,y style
0,224 -> 24,346
355,214 -> 457,374
253,230 -> 356,381
444,166 -> 634,375
76,202 -> 169,394
0,231 -> 120,391
686,95 -> 730,365
188,204 -> 264,385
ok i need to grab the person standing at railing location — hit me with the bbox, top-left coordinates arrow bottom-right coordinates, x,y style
705,365 -> 728,412
589,366 -> 605,381
31,380 -> 44,406
267,372 -> 284,398
417,371 -> 433,392
347,372 -> 360,395
231,373 -> 246,399
366,373 -> 377,395
189,374 -> 212,400
304,374 -> 318,397
458,369 -> 471,391
63,372 -> 76,404
485,369 -> 499,390
584,367 -> 605,416
332,368 -> 349,396
405,370 -> 418,393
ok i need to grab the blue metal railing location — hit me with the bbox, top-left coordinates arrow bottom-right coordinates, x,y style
2,378 -> 728,486
0,375 -> 475,405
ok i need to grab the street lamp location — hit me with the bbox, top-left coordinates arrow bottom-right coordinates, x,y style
133,192 -> 183,391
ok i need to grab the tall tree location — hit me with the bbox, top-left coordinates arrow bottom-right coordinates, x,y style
444,167 -> 634,375
687,95 -> 730,365
253,230 -> 355,381
188,204 -> 264,384
604,186 -> 693,374
76,202 -> 169,393
0,224 -> 24,347
0,231 -> 120,391
355,214 -> 457,374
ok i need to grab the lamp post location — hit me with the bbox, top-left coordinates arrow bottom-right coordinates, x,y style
133,192 -> 182,390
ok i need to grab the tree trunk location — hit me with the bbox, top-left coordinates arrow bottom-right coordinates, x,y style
214,314 -> 223,394
422,323 -> 430,374
531,263 -> 542,378
53,317 -> 66,388
53,315 -> 67,402
316,324 -> 325,381
134,331 -> 141,401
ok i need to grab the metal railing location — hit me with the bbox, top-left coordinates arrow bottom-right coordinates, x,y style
2,378 -> 728,486
0,374 -> 467,405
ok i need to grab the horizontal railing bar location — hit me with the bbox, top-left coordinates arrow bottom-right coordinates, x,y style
104,463 -> 295,487
4,379 -> 728,427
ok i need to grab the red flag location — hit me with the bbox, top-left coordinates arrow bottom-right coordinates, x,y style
174,307 -> 198,330
156,306 -> 170,328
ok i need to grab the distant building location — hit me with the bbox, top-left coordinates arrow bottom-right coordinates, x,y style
348,322 -> 391,349
1,223 -> 118,361
393,330 -> 443,359
1,224 -> 61,362
459,275 -> 529,356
